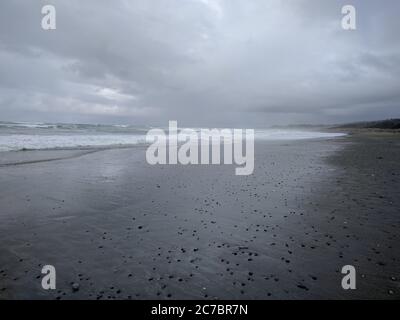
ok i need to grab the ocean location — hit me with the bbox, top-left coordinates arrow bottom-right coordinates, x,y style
0,122 -> 346,152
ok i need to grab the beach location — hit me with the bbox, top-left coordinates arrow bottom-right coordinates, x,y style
0,133 -> 399,299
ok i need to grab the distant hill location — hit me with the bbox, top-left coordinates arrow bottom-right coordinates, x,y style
334,119 -> 400,130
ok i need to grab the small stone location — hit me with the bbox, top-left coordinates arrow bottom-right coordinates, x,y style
72,283 -> 80,292
297,284 -> 309,291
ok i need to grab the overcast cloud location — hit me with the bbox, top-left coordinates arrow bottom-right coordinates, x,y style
0,0 -> 399,126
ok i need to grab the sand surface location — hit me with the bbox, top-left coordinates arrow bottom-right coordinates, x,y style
0,134 -> 399,299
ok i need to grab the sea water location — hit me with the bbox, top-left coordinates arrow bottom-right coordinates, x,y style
0,122 -> 346,152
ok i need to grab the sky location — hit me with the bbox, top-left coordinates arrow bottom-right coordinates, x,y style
0,0 -> 399,126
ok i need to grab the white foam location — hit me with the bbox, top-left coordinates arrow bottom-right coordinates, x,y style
0,129 -> 346,152
254,129 -> 346,140
0,134 -> 147,152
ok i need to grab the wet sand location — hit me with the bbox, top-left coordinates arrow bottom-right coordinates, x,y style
0,134 -> 399,299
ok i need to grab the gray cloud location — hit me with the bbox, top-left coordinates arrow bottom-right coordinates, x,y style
0,0 -> 399,126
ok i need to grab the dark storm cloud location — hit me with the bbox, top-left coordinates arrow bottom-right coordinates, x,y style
0,0 -> 399,125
